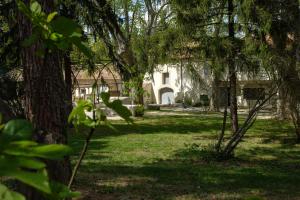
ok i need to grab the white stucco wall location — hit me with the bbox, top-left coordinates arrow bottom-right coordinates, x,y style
147,63 -> 211,104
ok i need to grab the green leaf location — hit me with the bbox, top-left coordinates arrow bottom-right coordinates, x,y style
101,92 -> 110,105
68,100 -> 93,125
0,156 -> 45,171
9,141 -> 38,148
47,12 -> 58,22
30,1 -> 42,15
51,16 -> 80,37
72,40 -> 94,59
0,165 -> 51,194
48,181 -> 81,199
30,144 -> 73,159
4,144 -> 72,160
10,170 -> 51,194
110,100 -> 133,123
2,119 -> 33,142
0,183 -> 25,200
15,157 -> 46,169
16,0 -> 32,18
49,32 -> 63,41
100,93 -> 133,123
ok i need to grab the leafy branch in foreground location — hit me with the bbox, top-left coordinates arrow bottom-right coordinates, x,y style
68,90 -> 133,188
16,0 -> 93,58
0,116 -> 79,200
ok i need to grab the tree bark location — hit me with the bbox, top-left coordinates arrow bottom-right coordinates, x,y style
269,0 -> 300,141
134,77 -> 144,105
277,85 -> 289,120
18,0 -> 71,199
210,71 -> 220,112
64,52 -> 73,117
284,63 -> 300,142
228,0 -> 239,134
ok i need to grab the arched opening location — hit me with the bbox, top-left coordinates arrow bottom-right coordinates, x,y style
159,87 -> 174,105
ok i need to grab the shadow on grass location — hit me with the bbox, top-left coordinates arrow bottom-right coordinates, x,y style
72,140 -> 300,200
70,115 -> 300,200
91,115 -> 223,138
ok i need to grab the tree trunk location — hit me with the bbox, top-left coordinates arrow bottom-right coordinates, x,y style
210,71 -> 220,112
64,52 -> 73,116
284,62 -> 300,142
18,0 -> 71,199
228,0 -> 239,134
277,86 -> 289,120
289,98 -> 300,142
135,78 -> 144,105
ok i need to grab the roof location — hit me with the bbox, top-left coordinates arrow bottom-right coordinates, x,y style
75,67 -> 122,87
76,67 -> 121,80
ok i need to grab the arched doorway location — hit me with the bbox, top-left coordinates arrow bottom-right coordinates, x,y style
159,87 -> 174,105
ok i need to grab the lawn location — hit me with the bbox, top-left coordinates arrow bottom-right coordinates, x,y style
70,110 -> 300,200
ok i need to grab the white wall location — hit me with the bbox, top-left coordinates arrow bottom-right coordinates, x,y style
148,63 -> 211,104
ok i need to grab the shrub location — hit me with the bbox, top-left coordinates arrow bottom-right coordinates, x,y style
193,95 -> 210,107
147,104 -> 160,110
184,97 -> 193,106
134,105 -> 144,117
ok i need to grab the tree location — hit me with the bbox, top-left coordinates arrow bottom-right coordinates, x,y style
172,0 -> 282,158
17,1 -> 71,198
76,0 -> 173,104
0,0 -> 24,120
245,0 -> 300,141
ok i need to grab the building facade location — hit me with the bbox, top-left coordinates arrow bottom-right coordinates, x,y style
73,68 -> 123,101
144,63 -> 276,109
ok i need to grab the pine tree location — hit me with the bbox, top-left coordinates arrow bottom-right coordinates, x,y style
244,0 -> 300,141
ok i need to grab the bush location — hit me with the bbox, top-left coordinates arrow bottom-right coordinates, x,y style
147,104 -> 160,111
134,105 -> 144,117
193,95 -> 210,107
184,97 -> 193,106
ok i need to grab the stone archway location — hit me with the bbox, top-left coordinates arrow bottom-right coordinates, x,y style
159,87 -> 175,105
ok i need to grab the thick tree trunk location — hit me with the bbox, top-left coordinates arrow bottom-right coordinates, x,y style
277,86 -> 289,120
228,0 -> 239,134
64,52 -> 73,116
18,1 -> 71,199
284,63 -> 300,142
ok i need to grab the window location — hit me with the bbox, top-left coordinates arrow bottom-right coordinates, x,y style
80,88 -> 86,95
219,87 -> 230,106
243,88 -> 265,100
99,84 -> 109,93
162,72 -> 169,84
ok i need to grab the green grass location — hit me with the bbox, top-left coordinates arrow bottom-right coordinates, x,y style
70,111 -> 300,200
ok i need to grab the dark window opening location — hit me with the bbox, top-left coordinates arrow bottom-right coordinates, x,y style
243,88 -> 265,100
162,72 -> 169,84
80,88 -> 86,94
219,87 -> 230,106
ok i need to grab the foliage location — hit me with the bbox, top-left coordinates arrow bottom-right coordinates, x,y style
134,105 -> 144,117
16,0 -> 93,59
67,90 -> 133,187
0,0 -> 24,120
193,95 -> 210,107
0,116 -> 79,200
68,92 -> 133,130
147,104 -> 160,111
